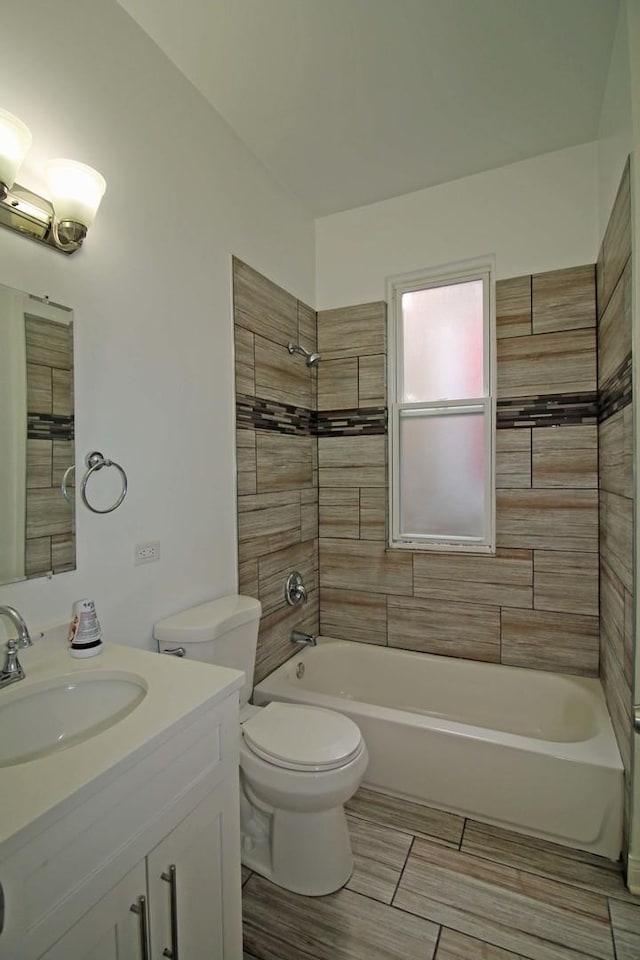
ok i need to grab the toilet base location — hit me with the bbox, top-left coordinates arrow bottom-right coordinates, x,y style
242,802 -> 353,896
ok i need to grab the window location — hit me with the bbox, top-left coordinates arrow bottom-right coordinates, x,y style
387,258 -> 495,552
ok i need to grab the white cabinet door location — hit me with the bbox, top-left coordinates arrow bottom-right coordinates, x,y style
40,861 -> 147,960
147,783 -> 242,960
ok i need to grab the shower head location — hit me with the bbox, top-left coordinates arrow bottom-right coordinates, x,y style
287,342 -> 322,368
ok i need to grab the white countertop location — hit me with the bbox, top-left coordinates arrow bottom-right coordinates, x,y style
0,628 -> 244,852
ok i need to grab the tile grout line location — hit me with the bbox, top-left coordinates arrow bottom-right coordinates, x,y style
390,834 -> 415,906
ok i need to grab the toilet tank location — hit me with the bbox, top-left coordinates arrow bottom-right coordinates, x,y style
154,595 -> 261,706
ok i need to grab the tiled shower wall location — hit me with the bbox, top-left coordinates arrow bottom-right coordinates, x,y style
25,315 -> 75,578
233,258 -> 319,684
317,267 -> 601,676
596,159 -> 634,788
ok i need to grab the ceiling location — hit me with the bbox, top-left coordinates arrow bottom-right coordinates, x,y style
118,0 -> 619,217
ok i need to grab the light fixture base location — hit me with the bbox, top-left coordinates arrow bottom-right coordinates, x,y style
0,181 -> 83,255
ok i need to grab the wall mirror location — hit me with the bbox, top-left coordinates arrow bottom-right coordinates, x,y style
0,282 -> 75,585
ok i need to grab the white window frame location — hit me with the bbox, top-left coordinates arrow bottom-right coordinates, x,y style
387,256 -> 496,553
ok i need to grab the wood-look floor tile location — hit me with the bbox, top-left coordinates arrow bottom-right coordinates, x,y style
346,814 -> 413,904
435,927 -> 531,959
346,787 -> 464,847
609,899 -> 640,960
243,874 -> 439,960
241,866 -> 253,886
461,820 -> 634,903
394,839 -> 614,960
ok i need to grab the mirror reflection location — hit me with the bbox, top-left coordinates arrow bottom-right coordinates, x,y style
0,283 -> 75,585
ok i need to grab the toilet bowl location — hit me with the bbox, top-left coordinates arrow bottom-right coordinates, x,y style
154,595 -> 368,896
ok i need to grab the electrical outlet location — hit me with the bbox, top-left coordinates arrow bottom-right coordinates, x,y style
135,541 -> 160,565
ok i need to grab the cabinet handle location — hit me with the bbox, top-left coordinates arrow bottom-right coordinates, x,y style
161,863 -> 180,960
130,895 -> 151,960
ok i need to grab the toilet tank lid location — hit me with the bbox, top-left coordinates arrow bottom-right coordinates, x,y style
154,595 -> 261,644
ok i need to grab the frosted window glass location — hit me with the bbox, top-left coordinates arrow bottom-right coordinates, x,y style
399,411 -> 485,538
402,280 -> 484,402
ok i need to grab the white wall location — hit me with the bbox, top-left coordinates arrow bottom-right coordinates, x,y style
0,0 -> 315,647
315,142 -> 599,310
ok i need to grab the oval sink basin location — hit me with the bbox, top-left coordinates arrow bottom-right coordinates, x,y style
0,671 -> 147,766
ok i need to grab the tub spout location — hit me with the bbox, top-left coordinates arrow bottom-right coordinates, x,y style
290,630 -> 317,647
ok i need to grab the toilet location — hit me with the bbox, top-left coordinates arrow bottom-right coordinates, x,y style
154,594 -> 368,896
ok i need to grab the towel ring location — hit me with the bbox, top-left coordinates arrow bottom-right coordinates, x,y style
61,464 -> 76,505
81,451 -> 128,514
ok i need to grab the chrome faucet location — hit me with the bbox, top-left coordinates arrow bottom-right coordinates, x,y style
290,630 -> 317,647
0,606 -> 32,689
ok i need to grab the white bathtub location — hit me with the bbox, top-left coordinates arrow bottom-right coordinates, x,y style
253,637 -> 624,859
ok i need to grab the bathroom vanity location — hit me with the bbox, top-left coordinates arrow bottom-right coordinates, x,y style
0,629 -> 244,960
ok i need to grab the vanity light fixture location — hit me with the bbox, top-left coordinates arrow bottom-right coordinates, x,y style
0,108 -> 106,255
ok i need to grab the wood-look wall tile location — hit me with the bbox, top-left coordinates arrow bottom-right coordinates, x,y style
258,540 -> 317,617
320,587 -> 387,644
320,538 -> 412,596
394,839 -> 614,960
600,559 -> 625,674
301,489 -> 318,541
360,487 -> 386,541
534,550 -> 598,616
51,533 -> 75,572
347,786 -> 464,847
600,158 -> 631,313
232,258 -> 297,346
496,430 -> 531,489
27,440 -> 52,488
317,301 -> 386,359
598,260 -> 631,388
497,329 -> 596,398
623,404 -> 633,498
52,368 -> 73,416
26,363 -> 52,412
600,638 -> 632,772
254,333 -> 311,408
359,354 -> 386,405
254,589 -> 319,684
609,899 -> 640,960
25,316 -> 72,369
600,491 -> 633,592
234,324 -> 255,396
501,608 -> 599,675
413,548 -> 532,609
388,595 -> 500,662
317,358 -> 358,410
237,490 -> 301,563
26,488 -> 73,538
243,872 -> 439,960
236,429 -> 256,473
256,433 -> 313,492
237,470 -> 257,496
297,300 -> 316,352
599,412 -> 626,496
623,587 -> 634,685
346,814 -> 412,904
319,487 -> 360,539
318,435 -> 386,487
461,819 -> 632,902
52,441 -> 73,487
238,558 -> 259,598
532,265 -> 595,335
25,537 -> 51,577
532,426 -> 597,488
496,276 -> 531,339
496,489 -> 598,551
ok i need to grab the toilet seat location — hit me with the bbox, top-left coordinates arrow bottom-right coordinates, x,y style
242,702 -> 363,772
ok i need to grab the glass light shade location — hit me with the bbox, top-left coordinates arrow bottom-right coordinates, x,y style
44,159 -> 106,228
0,108 -> 32,188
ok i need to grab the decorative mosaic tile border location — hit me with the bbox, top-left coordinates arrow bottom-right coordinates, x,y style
27,413 -> 75,441
497,392 -> 598,429
236,394 -> 313,436
599,354 -> 632,423
315,407 -> 387,436
236,395 -> 387,436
